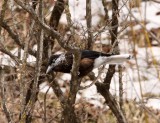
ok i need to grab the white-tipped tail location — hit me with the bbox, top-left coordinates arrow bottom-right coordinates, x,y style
93,54 -> 132,68
106,54 -> 132,64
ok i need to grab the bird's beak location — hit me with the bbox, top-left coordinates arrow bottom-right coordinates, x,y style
46,65 -> 53,74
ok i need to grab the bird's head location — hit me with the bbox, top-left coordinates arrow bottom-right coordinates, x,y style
46,54 -> 60,74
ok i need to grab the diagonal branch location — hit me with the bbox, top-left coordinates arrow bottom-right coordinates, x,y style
96,83 -> 127,123
47,75 -> 65,104
0,44 -> 35,68
0,20 -> 36,57
14,0 -> 75,51
0,43 -> 20,65
122,0 -> 160,45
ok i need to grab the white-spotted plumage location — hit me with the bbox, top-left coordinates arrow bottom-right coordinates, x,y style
46,54 -> 66,74
53,54 -> 66,66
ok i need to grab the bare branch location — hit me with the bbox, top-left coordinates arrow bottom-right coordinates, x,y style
45,0 -> 65,58
0,43 -> 35,69
22,1 -> 45,122
0,0 -> 8,34
122,0 -> 160,45
97,0 -> 127,123
0,20 -> 36,56
0,67 -> 13,123
48,75 -> 65,104
61,50 -> 81,123
96,83 -> 127,123
64,0 -> 76,45
0,43 -> 20,65
49,0 -> 64,30
118,65 -> 125,115
19,21 -> 36,123
102,0 -> 110,25
86,0 -> 93,49
14,0 -> 75,51
32,0 -> 44,103
79,65 -> 105,90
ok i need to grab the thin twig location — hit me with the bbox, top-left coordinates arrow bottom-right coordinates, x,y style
19,19 -> 36,122
122,0 -> 160,45
79,66 -> 105,90
43,86 -> 51,123
0,0 -> 8,34
30,0 -> 44,116
0,67 -> 13,123
47,75 -> 65,104
96,0 -> 127,123
0,43 -> 20,65
0,20 -> 36,56
0,43 -> 35,68
14,0 -> 75,51
118,65 -> 125,116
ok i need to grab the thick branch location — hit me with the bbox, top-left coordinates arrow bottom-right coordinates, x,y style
61,50 -> 81,123
49,0 -> 64,30
86,0 -> 93,49
48,75 -> 65,103
110,0 -> 119,44
102,0 -> 110,24
103,65 -> 115,89
96,83 -> 127,123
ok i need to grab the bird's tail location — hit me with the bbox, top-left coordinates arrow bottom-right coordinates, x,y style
106,54 -> 132,64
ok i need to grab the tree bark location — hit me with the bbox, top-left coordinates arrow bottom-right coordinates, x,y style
61,102 -> 80,123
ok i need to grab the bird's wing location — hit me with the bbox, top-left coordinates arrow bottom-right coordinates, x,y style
81,50 -> 111,59
79,58 -> 94,77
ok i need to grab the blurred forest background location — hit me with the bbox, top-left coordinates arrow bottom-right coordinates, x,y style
0,0 -> 160,123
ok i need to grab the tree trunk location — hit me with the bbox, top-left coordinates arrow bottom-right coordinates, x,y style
61,103 -> 80,123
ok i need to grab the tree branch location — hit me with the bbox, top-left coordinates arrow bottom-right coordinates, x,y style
0,43 -> 20,65
86,0 -> 93,49
0,20 -> 36,57
0,67 -> 13,123
96,83 -> 127,123
97,0 -> 127,123
0,0 -> 8,34
14,0 -> 75,51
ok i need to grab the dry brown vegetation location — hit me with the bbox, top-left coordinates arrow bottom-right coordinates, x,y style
0,0 -> 160,123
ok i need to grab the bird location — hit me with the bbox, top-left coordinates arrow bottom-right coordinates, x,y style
46,50 -> 131,77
